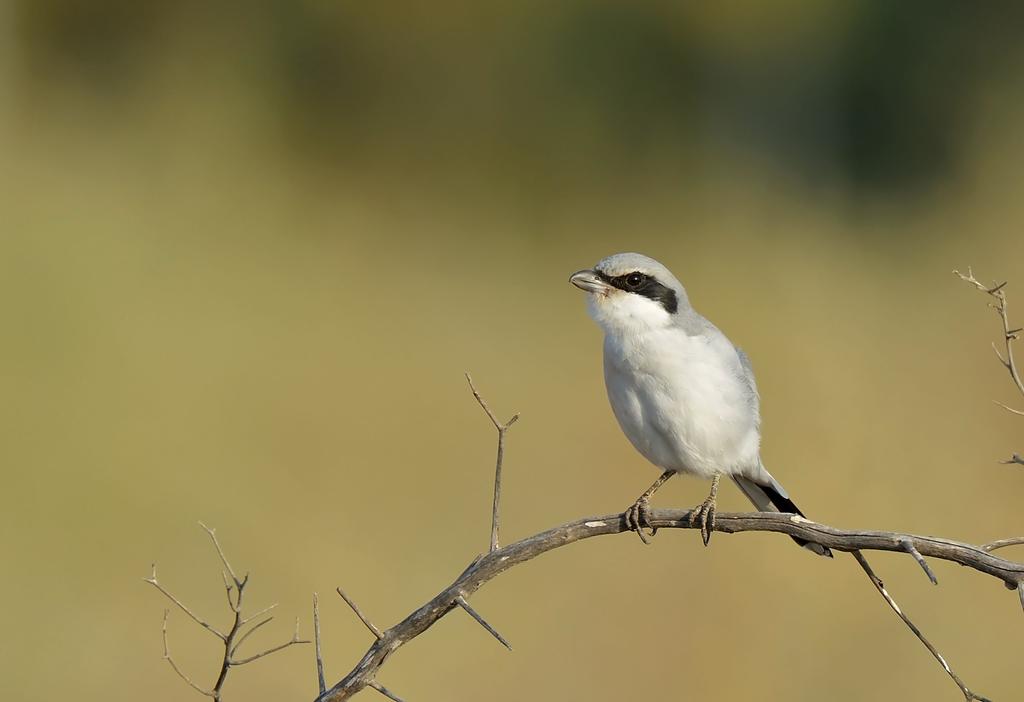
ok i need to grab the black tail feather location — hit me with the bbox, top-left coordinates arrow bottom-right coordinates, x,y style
759,482 -> 833,558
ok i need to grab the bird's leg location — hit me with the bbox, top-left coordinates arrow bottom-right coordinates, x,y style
624,470 -> 675,545
690,474 -> 721,546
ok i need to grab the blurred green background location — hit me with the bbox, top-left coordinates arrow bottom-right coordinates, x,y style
2,1 -> 1023,700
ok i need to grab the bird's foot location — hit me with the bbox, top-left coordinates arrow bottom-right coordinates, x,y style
689,494 -> 717,547
624,495 -> 656,545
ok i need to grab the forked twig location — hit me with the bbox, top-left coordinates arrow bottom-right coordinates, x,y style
466,373 -> 519,552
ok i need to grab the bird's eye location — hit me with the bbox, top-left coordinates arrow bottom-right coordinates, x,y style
625,273 -> 644,288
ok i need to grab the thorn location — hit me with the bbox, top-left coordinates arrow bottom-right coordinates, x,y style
369,680 -> 407,702
900,538 -> 938,585
987,281 -> 1008,294
336,587 -> 384,640
455,595 -> 512,651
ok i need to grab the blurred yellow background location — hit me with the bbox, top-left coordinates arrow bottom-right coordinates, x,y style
2,2 -> 1023,700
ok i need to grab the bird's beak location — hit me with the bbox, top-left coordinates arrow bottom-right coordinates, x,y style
570,269 -> 612,295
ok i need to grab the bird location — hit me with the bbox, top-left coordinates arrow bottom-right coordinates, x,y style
569,252 -> 831,556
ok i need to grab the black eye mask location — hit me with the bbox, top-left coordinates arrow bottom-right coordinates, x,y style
595,270 -> 678,314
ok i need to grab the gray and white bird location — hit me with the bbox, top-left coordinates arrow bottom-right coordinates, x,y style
570,252 -> 831,556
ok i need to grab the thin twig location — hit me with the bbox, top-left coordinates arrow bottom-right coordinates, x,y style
144,564 -> 226,641
336,587 -> 383,639
993,400 -> 1024,417
314,593 -> 327,695
955,268 -> 1024,401
983,536 -> 1024,552
221,571 -> 236,610
230,617 -> 273,657
199,521 -> 242,586
455,595 -> 512,650
240,602 -> 278,625
318,509 -> 1021,701
368,681 -> 406,702
161,609 -> 215,698
900,538 -> 938,585
850,551 -> 989,701
231,618 -> 308,665
466,373 -> 519,552
955,268 -> 1024,467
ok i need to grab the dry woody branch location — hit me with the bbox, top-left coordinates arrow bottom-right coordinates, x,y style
955,267 -> 1024,464
150,280 -> 1024,702
144,523 -> 309,700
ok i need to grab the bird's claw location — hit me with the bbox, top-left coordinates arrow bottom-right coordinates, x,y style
690,496 -> 717,546
624,496 -> 656,544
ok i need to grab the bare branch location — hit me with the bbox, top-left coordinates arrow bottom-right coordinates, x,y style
144,564 -> 226,641
336,587 -> 383,640
455,595 -> 512,651
465,373 -> 519,552
317,510 -> 1022,701
368,681 -> 406,702
161,609 -> 216,698
900,538 -> 938,585
314,593 -> 326,696
147,525 -> 308,700
955,268 -> 1024,401
850,552 -> 990,702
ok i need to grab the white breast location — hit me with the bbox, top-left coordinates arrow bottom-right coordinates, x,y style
602,325 -> 761,479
